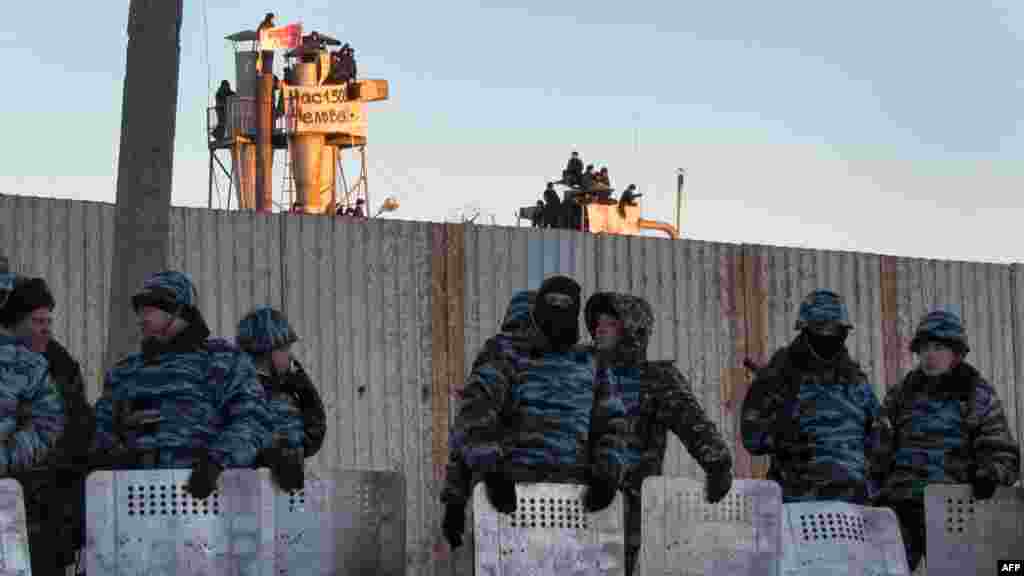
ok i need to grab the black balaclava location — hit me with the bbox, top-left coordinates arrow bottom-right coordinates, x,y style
534,275 -> 582,352
805,325 -> 848,361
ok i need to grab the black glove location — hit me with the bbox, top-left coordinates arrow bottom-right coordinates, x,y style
582,473 -> 618,513
968,465 -> 998,501
484,471 -> 517,515
441,499 -> 466,549
185,451 -> 223,500
269,446 -> 305,492
705,464 -> 733,504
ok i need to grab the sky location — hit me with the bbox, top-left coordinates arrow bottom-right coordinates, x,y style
0,1 -> 1022,263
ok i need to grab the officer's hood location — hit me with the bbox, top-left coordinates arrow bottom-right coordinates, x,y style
584,292 -> 654,365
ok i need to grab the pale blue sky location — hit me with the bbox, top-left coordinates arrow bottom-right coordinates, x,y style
1,1 -> 1021,262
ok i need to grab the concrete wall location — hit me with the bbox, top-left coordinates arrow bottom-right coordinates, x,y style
1,194 -> 1021,575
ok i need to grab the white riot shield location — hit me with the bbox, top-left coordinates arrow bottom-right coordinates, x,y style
0,479 -> 31,574
780,500 -> 909,576
924,483 -> 1024,576
274,468 -> 406,576
638,477 -> 783,576
85,468 -> 276,576
473,482 -> 626,575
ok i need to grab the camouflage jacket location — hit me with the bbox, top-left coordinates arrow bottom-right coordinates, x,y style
253,358 -> 326,461
0,333 -> 65,475
741,334 -> 890,504
442,290 -> 629,504
93,333 -> 272,469
879,362 -> 1020,502
584,293 -> 732,496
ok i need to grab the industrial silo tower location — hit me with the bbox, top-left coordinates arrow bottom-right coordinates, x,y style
207,17 -> 389,215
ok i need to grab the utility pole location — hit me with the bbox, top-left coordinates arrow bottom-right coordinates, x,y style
675,168 -> 686,236
255,51 -> 274,212
107,0 -> 184,365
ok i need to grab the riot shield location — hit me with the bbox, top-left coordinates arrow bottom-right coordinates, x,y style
924,483 -> 1024,576
780,500 -> 909,575
638,477 -> 783,576
473,481 -> 626,575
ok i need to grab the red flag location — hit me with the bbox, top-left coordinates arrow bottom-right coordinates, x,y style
258,23 -> 303,51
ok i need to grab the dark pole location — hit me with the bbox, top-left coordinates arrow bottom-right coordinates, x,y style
107,0 -> 184,365
255,53 -> 274,212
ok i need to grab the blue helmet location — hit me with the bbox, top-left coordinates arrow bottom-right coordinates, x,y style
794,289 -> 853,333
132,270 -> 199,317
910,308 -> 969,356
236,306 -> 299,354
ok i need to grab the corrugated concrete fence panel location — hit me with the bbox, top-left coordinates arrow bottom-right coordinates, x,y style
280,215 -> 437,574
1012,264 -> 1024,479
891,257 -> 1018,443
0,196 -> 115,400
168,207 -> 285,341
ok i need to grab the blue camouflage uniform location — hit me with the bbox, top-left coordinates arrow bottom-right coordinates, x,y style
441,289 -> 629,506
0,271 -> 65,476
585,292 -> 733,576
878,309 -> 1020,571
0,275 -> 94,573
741,289 -> 890,504
236,307 -> 326,458
92,271 -> 271,470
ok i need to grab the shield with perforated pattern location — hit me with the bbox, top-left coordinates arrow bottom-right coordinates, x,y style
638,477 -> 783,575
274,468 -> 406,575
473,482 -> 626,575
924,483 -> 1024,576
86,468 -> 406,575
780,500 -> 909,575
85,468 -> 275,576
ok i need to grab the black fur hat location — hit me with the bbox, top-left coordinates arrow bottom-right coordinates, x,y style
0,277 -> 54,327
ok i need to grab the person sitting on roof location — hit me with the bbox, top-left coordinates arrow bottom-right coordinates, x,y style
580,165 -> 595,192
530,201 -> 545,228
542,182 -> 562,228
326,44 -> 357,86
618,184 -> 642,218
564,151 -> 583,187
342,44 -> 357,82
299,32 -> 325,63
